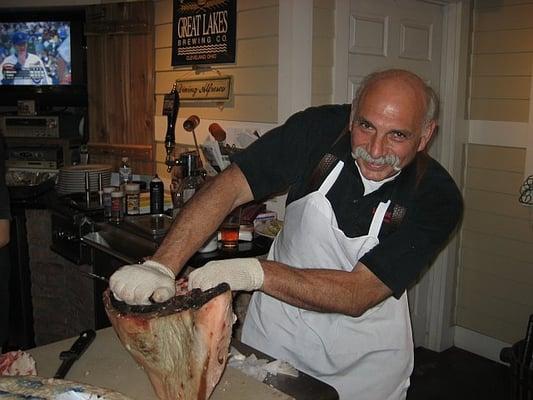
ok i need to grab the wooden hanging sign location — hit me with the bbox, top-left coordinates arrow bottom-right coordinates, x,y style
175,76 -> 232,101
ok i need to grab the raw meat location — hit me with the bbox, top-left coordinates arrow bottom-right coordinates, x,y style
0,351 -> 36,376
103,281 -> 234,400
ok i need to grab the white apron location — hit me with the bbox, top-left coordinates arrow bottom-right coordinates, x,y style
242,161 -> 414,400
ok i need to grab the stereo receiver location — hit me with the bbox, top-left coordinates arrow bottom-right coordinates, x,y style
0,114 -> 83,139
1,115 -> 60,138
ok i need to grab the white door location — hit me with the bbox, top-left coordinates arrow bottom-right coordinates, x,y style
348,0 -> 445,347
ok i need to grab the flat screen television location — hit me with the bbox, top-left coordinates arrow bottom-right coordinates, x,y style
0,7 -> 87,108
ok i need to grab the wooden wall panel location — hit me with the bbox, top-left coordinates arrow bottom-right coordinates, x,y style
465,167 -> 525,195
86,1 -> 155,174
474,30 -> 533,54
464,189 -> 532,219
469,2 -> 533,121
467,144 -> 525,171
469,99 -> 529,122
474,3 -> 533,31
471,53 -> 533,76
457,142 -> 533,343
470,76 -> 530,99
237,7 -> 279,38
475,0 -> 533,8
463,208 -> 533,242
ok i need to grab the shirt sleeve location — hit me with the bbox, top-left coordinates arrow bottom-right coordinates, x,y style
360,161 -> 463,298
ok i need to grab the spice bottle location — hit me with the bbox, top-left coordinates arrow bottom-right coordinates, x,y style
125,183 -> 140,215
102,186 -> 117,218
110,191 -> 124,223
150,175 -> 164,214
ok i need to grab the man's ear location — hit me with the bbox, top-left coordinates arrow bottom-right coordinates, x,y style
417,120 -> 437,152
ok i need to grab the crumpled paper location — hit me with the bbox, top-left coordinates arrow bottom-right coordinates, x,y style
227,347 -> 298,382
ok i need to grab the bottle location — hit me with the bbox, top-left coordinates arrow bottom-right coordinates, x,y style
102,186 -> 117,218
125,183 -> 140,215
150,174 -> 164,214
110,191 -> 124,223
118,157 -> 132,190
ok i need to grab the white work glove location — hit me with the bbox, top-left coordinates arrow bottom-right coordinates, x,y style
109,260 -> 176,305
188,258 -> 264,292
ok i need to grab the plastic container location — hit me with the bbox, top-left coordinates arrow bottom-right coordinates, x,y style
125,183 -> 140,215
150,175 -> 164,214
110,191 -> 124,223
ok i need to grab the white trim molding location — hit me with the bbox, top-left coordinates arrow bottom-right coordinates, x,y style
278,0 -> 313,124
454,326 -> 512,364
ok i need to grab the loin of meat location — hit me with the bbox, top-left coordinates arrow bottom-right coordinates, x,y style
103,280 -> 234,400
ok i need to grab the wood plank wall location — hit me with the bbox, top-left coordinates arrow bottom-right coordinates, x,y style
153,0 -> 279,179
470,0 -> 533,122
458,144 -> 533,343
312,0 -> 334,106
458,0 -> 533,344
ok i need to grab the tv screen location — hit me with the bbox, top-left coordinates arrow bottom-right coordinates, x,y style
0,21 -> 72,86
0,7 -> 87,107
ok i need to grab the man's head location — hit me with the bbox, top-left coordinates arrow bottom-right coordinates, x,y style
350,69 -> 439,182
12,32 -> 28,54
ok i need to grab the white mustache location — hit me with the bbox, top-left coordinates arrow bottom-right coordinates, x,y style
351,146 -> 401,171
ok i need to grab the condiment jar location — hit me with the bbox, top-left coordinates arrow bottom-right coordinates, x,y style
110,191 -> 124,223
125,183 -> 140,215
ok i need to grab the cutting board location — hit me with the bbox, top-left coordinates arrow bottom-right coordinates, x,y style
28,328 -> 293,400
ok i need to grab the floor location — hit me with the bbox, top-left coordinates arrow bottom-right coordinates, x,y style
408,346 -> 511,400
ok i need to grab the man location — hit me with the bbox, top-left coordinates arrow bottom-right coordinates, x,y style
0,137 -> 11,351
110,69 -> 463,399
0,31 -> 51,85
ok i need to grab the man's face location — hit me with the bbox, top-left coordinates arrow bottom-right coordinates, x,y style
350,78 -> 435,181
15,43 -> 27,56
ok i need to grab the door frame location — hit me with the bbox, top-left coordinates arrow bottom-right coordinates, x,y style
333,0 -> 471,351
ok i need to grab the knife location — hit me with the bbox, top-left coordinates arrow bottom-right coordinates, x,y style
54,329 -> 96,379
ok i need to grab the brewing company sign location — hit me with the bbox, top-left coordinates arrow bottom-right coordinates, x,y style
171,0 -> 237,66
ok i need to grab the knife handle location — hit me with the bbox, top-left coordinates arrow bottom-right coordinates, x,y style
60,329 -> 96,360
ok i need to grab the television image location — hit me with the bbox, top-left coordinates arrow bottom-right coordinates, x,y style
0,7 -> 87,107
0,21 -> 72,86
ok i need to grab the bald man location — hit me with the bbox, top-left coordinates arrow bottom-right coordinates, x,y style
110,69 -> 463,399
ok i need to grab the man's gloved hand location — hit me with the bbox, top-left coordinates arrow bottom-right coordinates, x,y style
109,260 -> 176,305
188,258 -> 264,292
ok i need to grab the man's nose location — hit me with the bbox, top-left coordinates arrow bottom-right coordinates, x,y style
369,134 -> 386,158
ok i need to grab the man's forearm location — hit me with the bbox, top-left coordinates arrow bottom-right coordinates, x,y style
152,164 -> 253,275
260,259 -> 392,317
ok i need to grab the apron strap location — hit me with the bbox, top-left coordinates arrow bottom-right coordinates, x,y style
305,127 -> 349,193
318,161 -> 344,194
368,200 -> 391,238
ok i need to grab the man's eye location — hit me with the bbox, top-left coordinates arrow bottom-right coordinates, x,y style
358,120 -> 372,129
390,131 -> 407,141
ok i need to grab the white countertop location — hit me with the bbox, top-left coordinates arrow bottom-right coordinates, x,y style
28,328 -> 292,400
